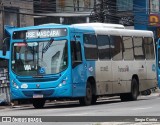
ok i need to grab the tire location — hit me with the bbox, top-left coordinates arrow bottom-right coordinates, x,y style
130,78 -> 139,101
91,95 -> 97,105
32,99 -> 45,109
79,81 -> 92,106
120,78 -> 139,101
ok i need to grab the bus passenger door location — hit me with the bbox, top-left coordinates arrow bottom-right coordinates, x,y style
71,34 -> 86,97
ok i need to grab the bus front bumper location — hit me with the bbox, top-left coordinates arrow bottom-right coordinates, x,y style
10,84 -> 72,101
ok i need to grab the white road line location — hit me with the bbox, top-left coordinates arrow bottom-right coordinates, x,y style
132,107 -> 152,111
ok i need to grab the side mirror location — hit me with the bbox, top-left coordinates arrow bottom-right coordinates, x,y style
2,44 -> 7,56
72,61 -> 82,68
2,37 -> 10,56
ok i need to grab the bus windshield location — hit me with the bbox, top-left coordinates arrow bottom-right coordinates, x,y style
11,40 -> 68,76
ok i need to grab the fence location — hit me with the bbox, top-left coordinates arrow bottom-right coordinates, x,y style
0,68 -> 10,105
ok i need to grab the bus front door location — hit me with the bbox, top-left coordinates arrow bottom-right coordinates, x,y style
71,34 -> 86,97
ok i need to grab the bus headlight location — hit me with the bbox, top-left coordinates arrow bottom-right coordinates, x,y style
12,80 -> 19,89
58,77 -> 68,87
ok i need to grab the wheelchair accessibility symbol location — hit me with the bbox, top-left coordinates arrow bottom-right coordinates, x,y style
39,67 -> 45,74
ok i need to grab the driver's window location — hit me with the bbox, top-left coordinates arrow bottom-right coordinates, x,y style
71,41 -> 82,62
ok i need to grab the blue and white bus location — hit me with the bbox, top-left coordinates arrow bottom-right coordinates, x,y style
2,23 -> 157,108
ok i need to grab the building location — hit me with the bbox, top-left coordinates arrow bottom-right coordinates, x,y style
34,0 -> 93,25
33,0 -> 134,29
0,0 -> 34,46
134,0 -> 160,41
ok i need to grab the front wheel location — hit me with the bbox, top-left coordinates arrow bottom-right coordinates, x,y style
79,81 -> 92,106
32,99 -> 45,109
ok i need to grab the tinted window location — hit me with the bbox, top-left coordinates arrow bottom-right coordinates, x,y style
110,35 -> 123,60
144,37 -> 155,60
123,36 -> 134,60
133,37 -> 145,59
97,35 -> 111,60
71,41 -> 82,62
84,34 -> 98,60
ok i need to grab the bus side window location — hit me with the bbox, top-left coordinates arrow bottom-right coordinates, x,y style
83,34 -> 98,60
143,37 -> 155,60
110,35 -> 123,60
71,41 -> 82,68
123,36 -> 134,60
97,35 -> 111,60
133,37 -> 145,60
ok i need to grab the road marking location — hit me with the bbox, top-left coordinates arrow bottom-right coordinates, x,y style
132,107 -> 152,111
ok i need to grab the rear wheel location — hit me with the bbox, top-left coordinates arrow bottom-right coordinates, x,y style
120,78 -> 139,101
130,78 -> 139,101
32,99 -> 45,109
79,81 -> 92,106
91,95 -> 97,104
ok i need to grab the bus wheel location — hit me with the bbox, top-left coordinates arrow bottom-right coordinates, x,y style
91,95 -> 97,105
32,99 -> 45,109
79,81 -> 92,106
120,78 -> 139,101
130,78 -> 139,101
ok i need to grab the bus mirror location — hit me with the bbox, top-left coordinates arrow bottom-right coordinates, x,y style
72,61 -> 82,68
2,37 -> 10,56
2,44 -> 7,56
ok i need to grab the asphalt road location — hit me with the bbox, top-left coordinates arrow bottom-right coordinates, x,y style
0,93 -> 160,125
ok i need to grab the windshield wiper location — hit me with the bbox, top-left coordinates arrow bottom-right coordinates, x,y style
41,38 -> 54,59
42,38 -> 54,53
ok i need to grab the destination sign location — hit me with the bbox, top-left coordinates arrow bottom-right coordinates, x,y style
12,28 -> 67,39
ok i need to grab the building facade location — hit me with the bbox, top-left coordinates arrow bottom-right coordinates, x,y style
34,0 -> 134,28
0,0 -> 34,46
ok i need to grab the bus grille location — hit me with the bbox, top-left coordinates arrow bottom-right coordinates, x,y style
22,90 -> 54,97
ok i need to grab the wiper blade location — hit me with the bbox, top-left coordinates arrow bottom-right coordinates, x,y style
42,38 -> 54,53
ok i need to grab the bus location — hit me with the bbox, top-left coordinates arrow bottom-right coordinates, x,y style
2,23 -> 157,108
157,39 -> 160,88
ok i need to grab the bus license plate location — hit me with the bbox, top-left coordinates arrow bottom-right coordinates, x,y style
33,94 -> 43,98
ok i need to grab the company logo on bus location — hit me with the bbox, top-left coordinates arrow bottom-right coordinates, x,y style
118,65 -> 129,72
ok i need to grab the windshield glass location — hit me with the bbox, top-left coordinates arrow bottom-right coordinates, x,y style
11,40 -> 68,76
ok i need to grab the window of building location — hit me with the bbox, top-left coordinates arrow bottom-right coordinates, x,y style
133,37 -> 145,59
110,35 -> 123,60
144,37 -> 155,59
97,35 -> 111,60
123,36 -> 134,60
4,8 -> 19,27
84,34 -> 98,60
150,0 -> 159,13
34,0 -> 56,13
117,0 -> 133,11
